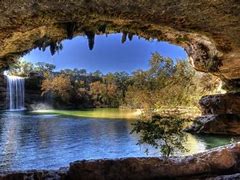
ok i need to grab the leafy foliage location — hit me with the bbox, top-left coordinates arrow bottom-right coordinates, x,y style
7,52 -> 222,158
125,52 -> 220,117
131,115 -> 189,157
41,74 -> 72,102
89,81 -> 118,107
7,59 -> 56,77
38,66 -> 131,108
7,59 -> 34,77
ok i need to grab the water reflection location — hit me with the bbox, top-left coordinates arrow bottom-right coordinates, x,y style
0,113 -> 20,170
0,111 -> 236,171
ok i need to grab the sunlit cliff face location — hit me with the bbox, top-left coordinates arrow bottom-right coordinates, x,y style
0,0 -> 240,87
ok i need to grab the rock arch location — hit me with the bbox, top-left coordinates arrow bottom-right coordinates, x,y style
1,1 -> 240,178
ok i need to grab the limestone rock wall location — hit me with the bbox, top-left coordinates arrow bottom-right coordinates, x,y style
186,93 -> 240,135
0,75 -> 46,111
200,93 -> 240,115
0,74 -> 7,110
25,75 -> 46,110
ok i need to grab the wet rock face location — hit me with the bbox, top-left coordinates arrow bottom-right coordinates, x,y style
25,75 -> 45,110
186,114 -> 240,135
0,1 -> 239,80
222,79 -> 240,92
187,91 -> 240,135
200,93 -> 240,115
187,93 -> 240,135
0,74 -> 7,110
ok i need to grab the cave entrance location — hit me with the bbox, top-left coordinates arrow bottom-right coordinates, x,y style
2,32 -> 223,116
5,33 -> 200,111
0,33 -> 230,172
0,0 -> 239,175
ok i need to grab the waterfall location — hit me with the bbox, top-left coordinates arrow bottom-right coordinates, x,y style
6,75 -> 25,111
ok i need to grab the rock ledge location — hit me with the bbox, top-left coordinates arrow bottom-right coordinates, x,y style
1,143 -> 240,180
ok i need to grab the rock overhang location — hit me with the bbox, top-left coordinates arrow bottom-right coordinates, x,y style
0,0 -> 240,81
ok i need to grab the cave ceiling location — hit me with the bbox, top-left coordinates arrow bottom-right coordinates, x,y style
0,0 -> 240,81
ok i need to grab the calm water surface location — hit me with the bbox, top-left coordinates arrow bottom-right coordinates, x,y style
0,110 -> 236,171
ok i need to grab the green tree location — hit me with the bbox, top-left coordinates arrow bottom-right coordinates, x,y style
35,62 -> 56,75
92,70 -> 103,77
124,52 -> 220,117
89,80 -> 118,107
113,71 -> 131,101
7,58 -> 34,77
131,115 -> 188,157
79,69 -> 87,76
41,74 -> 72,102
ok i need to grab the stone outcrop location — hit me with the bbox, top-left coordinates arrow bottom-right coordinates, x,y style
187,93 -> 240,135
1,143 -> 240,180
186,114 -> 240,135
207,173 -> 240,180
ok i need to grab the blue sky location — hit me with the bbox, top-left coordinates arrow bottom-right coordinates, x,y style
24,33 -> 187,74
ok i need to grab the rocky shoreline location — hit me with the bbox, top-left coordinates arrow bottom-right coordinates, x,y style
1,143 -> 240,180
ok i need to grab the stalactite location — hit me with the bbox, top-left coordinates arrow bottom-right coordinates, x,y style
50,42 -> 56,55
34,36 -> 51,52
128,33 -> 134,41
66,22 -> 76,40
98,24 -> 107,34
85,31 -> 95,50
49,41 -> 63,55
121,32 -> 127,44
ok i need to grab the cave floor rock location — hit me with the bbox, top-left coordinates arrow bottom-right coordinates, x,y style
1,143 -> 240,180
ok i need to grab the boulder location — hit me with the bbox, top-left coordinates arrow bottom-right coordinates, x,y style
206,173 -> 240,180
67,143 -> 240,180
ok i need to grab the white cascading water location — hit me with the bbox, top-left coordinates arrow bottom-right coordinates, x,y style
6,75 -> 25,111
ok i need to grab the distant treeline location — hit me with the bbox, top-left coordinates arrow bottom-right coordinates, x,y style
8,52 -> 221,110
